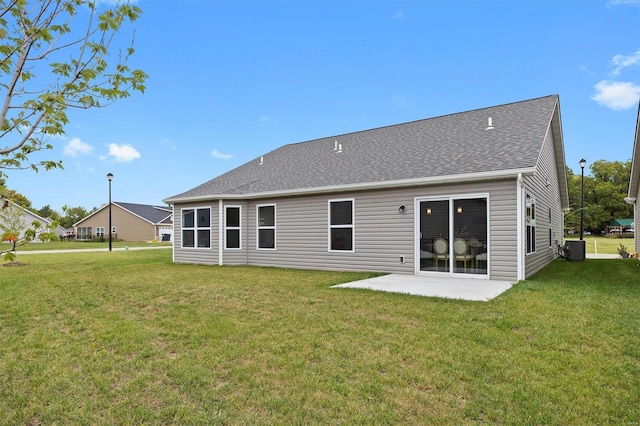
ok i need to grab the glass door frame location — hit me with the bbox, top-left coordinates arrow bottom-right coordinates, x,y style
414,193 -> 490,278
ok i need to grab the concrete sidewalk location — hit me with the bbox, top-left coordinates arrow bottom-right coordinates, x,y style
332,274 -> 514,302
15,245 -> 172,255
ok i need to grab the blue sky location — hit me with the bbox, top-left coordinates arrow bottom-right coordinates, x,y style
5,0 -> 640,213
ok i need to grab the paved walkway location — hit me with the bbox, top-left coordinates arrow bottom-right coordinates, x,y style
333,274 -> 514,302
15,245 -> 172,255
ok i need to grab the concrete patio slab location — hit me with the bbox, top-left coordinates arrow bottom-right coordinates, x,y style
332,274 -> 515,301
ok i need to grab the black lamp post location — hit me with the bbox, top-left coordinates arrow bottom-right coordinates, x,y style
579,159 -> 586,241
107,172 -> 113,251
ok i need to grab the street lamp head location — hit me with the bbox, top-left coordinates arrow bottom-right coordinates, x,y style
579,159 -> 586,170
107,172 -> 113,181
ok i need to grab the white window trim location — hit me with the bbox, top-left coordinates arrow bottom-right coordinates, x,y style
525,192 -> 536,255
328,198 -> 355,253
224,205 -> 242,250
181,206 -> 212,249
96,226 -> 105,237
256,204 -> 276,250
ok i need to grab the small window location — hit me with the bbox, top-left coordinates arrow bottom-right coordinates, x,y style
257,204 -> 276,249
526,193 -> 536,254
225,206 -> 241,249
182,207 -> 211,248
96,227 -> 105,237
329,199 -> 354,252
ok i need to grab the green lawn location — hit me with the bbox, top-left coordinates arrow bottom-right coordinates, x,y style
1,251 -> 638,424
564,235 -> 634,255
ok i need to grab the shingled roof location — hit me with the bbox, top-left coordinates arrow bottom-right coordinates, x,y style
165,95 -> 564,203
115,202 -> 172,224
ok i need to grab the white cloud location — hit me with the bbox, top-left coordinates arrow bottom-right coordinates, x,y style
63,138 -> 94,157
591,80 -> 640,110
108,143 -> 141,162
211,149 -> 232,159
611,49 -> 640,76
393,10 -> 406,20
259,115 -> 279,126
607,0 -> 640,5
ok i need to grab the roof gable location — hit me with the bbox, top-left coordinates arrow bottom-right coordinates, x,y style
166,95 -> 561,203
74,202 -> 172,226
115,202 -> 172,224
627,101 -> 640,200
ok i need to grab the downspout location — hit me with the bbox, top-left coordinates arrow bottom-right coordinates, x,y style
171,204 -> 175,263
218,200 -> 223,266
246,202 -> 249,265
516,173 -> 524,280
625,197 -> 637,254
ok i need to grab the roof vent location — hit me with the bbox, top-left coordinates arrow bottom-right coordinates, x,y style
485,117 -> 494,130
333,140 -> 338,151
259,156 -> 264,165
336,143 -> 343,153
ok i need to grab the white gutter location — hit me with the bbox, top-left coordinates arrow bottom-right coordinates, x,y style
164,167 -> 537,204
516,173 -> 524,281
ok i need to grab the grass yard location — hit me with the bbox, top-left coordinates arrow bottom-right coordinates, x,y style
0,250 -> 638,424
564,235 -> 635,255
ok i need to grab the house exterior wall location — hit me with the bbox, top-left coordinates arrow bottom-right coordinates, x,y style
76,205 -> 157,241
173,201 -> 220,265
523,129 -> 564,278
172,178 -> 521,281
635,189 -> 640,254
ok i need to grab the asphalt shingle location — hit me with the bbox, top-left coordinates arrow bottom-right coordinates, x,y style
166,95 -> 558,201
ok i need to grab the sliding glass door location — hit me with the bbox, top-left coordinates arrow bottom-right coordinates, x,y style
417,196 -> 488,276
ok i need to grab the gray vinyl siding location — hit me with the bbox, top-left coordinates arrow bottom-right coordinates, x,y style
173,202 -> 219,265
635,186 -> 640,254
173,178 -> 520,280
523,129 -> 564,278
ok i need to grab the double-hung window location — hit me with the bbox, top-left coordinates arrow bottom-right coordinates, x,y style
182,207 -> 211,248
225,206 -> 241,249
257,204 -> 276,249
329,199 -> 354,252
96,227 -> 105,237
525,193 -> 536,254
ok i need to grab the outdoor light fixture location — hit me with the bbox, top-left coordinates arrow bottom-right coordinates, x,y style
579,159 -> 586,241
457,206 -> 463,214
107,172 -> 113,252
398,205 -> 406,214
426,208 -> 432,214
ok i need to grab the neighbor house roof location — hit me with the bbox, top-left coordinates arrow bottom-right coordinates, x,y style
165,95 -> 568,206
610,218 -> 634,227
115,202 -> 172,224
73,202 -> 172,227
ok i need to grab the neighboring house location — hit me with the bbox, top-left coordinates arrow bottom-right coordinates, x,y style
164,95 -> 569,282
626,101 -> 640,253
73,202 -> 173,242
0,200 -> 61,242
606,218 -> 634,235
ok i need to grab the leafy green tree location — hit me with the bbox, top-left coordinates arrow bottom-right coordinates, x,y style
0,0 -> 147,175
6,189 -> 31,209
566,159 -> 633,234
0,200 -> 58,262
58,204 -> 95,229
36,204 -> 56,219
